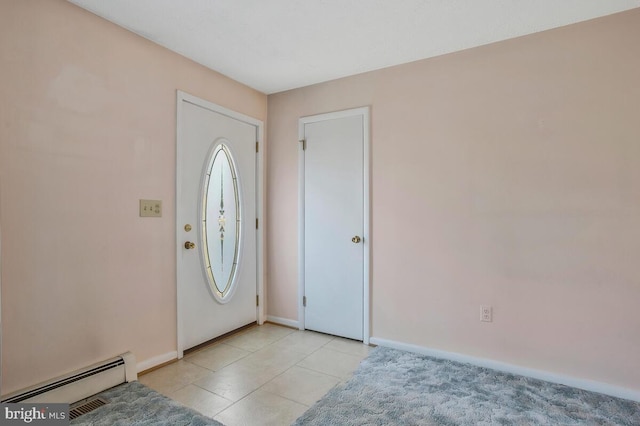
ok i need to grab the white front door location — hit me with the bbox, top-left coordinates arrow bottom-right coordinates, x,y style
299,107 -> 370,341
177,92 -> 262,356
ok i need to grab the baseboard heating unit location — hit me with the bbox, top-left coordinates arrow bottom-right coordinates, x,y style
1,352 -> 137,404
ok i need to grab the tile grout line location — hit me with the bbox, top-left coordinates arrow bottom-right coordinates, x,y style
150,326 -> 367,423
211,330 -> 337,419
190,327 -> 302,419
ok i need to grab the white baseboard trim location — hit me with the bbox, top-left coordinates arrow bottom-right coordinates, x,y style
369,337 -> 640,402
266,315 -> 300,329
136,351 -> 178,374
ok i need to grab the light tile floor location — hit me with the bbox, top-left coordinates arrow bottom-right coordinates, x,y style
139,324 -> 372,426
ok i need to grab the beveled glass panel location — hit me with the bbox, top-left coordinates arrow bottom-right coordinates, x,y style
201,143 -> 240,300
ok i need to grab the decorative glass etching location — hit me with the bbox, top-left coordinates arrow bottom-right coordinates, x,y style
201,143 -> 240,301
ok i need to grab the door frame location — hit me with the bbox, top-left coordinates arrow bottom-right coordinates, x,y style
298,106 -> 370,344
176,90 -> 265,358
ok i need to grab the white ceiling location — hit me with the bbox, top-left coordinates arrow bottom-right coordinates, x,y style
68,0 -> 639,94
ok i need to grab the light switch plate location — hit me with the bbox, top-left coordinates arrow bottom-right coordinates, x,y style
140,199 -> 162,217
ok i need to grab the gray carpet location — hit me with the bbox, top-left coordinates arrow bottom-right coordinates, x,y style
70,381 -> 223,426
293,346 -> 640,425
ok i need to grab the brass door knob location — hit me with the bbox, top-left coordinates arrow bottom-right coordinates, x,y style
184,241 -> 195,249
351,236 -> 362,244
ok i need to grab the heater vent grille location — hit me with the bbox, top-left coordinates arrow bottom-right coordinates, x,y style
0,352 -> 135,405
70,397 -> 108,420
1,359 -> 125,403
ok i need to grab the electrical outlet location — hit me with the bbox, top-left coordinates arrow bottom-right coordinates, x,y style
140,199 -> 162,217
481,305 -> 492,322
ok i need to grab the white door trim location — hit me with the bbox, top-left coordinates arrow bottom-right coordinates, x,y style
176,90 -> 265,358
298,106 -> 370,344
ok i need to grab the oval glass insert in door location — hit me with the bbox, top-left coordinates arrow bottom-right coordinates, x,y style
201,142 -> 241,303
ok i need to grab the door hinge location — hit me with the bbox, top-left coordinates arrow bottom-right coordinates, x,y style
256,218 -> 258,229
256,295 -> 259,306
303,296 -> 307,307
256,141 -> 259,153
299,139 -> 306,150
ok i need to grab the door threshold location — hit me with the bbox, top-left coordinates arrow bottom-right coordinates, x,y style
183,321 -> 257,355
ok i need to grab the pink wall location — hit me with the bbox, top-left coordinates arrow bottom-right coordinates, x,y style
0,0 -> 266,394
267,9 -> 640,391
